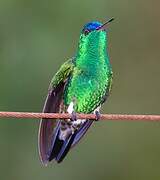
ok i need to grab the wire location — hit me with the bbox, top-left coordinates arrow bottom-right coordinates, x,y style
0,111 -> 159,121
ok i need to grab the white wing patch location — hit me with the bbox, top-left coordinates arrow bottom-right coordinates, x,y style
67,101 -> 74,114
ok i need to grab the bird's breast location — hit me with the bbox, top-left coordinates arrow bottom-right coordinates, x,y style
63,66 -> 110,113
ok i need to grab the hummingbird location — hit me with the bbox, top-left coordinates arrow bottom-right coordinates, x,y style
38,18 -> 114,164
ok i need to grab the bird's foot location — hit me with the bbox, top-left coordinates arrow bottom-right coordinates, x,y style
94,110 -> 101,121
71,111 -> 77,121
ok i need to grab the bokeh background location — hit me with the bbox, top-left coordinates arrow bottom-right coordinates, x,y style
0,0 -> 160,179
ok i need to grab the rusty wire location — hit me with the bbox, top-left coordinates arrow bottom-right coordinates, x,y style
0,111 -> 159,121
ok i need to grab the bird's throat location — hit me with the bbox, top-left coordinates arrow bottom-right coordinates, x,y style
76,31 -> 109,68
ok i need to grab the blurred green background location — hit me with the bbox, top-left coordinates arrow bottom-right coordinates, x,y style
0,0 -> 160,179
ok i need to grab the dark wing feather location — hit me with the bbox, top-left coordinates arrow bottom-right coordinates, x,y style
38,58 -> 74,165
38,82 -> 65,165
71,120 -> 93,147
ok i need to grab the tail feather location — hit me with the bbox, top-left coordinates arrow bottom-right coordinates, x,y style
47,121 -> 76,163
55,132 -> 77,163
48,128 -> 63,161
48,120 -> 93,163
71,120 -> 93,147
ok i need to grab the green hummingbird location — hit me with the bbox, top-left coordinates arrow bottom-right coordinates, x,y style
38,18 -> 114,164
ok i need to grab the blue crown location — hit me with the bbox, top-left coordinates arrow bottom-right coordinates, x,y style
83,21 -> 102,31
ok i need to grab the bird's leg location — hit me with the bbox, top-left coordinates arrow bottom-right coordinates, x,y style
94,110 -> 101,121
71,111 -> 77,121
94,106 -> 101,121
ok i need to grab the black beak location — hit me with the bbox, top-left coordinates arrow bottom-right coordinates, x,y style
96,17 -> 114,30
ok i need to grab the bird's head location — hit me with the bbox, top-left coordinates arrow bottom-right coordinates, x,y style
78,18 -> 114,53
81,18 -> 114,37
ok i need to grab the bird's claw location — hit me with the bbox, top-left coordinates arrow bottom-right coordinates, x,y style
95,110 -> 101,121
71,111 -> 77,121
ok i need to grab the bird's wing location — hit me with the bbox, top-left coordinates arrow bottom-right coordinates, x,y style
38,58 -> 74,165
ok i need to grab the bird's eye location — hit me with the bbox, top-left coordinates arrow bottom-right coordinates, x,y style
83,29 -> 90,36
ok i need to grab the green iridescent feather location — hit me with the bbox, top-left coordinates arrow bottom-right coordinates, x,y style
50,58 -> 74,89
50,30 -> 112,113
49,29 -> 112,115
64,30 -> 113,113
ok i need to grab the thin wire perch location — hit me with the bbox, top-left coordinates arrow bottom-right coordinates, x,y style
0,111 -> 159,121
